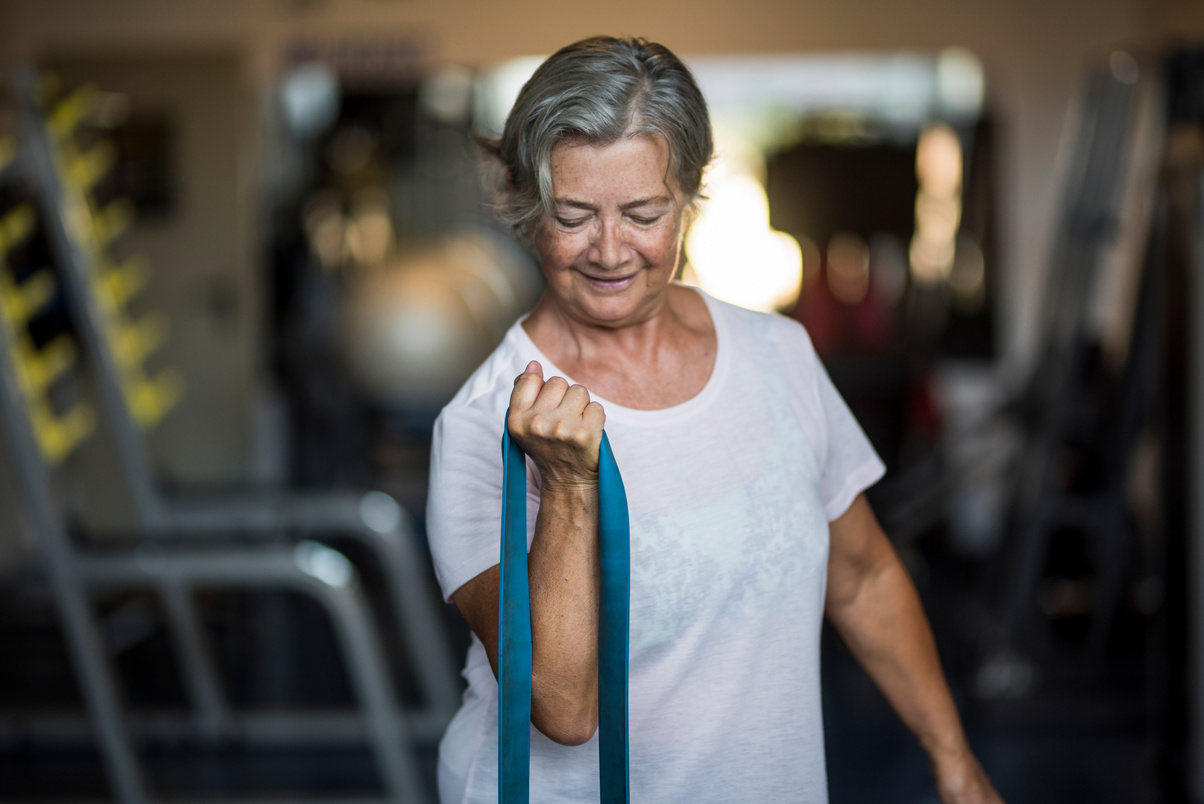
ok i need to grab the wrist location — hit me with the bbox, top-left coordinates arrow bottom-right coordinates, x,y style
925,734 -> 973,773
536,477 -> 600,527
928,742 -> 981,790
540,474 -> 599,495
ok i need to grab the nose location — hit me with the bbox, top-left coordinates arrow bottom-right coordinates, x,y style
590,218 -> 628,270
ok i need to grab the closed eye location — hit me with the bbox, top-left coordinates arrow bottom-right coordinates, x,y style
555,217 -> 589,228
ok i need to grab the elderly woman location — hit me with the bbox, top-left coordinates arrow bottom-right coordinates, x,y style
427,36 -> 1002,804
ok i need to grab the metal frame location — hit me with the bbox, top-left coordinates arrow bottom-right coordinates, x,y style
0,265 -> 431,802
987,61 -> 1164,665
6,66 -> 458,751
0,67 -> 454,802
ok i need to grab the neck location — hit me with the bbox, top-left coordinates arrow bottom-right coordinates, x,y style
523,286 -> 683,371
520,284 -> 717,411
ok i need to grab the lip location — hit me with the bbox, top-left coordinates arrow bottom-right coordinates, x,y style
580,271 -> 638,291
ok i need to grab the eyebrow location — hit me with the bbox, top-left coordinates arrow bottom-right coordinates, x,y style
554,195 -> 673,212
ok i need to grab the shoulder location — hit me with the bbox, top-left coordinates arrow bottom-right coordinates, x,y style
691,287 -> 819,363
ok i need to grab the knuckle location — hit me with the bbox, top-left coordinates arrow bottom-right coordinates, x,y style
528,413 -> 550,437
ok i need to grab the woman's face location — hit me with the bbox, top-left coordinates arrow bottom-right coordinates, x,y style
534,134 -> 685,329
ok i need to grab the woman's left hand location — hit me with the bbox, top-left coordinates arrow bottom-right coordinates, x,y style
933,749 -> 1005,804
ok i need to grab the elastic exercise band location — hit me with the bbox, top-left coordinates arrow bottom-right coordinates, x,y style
499,416 -> 630,803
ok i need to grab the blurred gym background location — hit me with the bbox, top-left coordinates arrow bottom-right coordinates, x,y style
0,0 -> 1201,802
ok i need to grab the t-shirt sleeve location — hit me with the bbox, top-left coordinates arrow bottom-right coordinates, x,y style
814,357 -> 886,521
426,403 -> 511,601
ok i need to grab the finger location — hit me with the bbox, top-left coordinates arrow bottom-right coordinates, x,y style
510,367 -> 544,414
510,360 -> 544,394
583,400 -> 606,438
561,383 -> 594,418
531,374 -> 570,411
577,401 -> 605,468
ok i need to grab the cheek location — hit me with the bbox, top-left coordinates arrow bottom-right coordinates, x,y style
639,226 -> 683,263
542,232 -> 589,270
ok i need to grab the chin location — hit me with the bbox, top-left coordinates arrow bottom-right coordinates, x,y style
580,291 -> 665,327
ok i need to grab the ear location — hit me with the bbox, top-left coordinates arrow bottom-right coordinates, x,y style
680,202 -> 697,230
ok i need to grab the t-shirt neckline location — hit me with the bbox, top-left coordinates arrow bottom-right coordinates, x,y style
510,286 -> 731,426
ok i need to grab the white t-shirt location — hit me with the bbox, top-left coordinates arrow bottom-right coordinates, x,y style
427,289 -> 885,804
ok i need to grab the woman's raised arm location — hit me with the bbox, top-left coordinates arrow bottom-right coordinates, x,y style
451,360 -> 606,747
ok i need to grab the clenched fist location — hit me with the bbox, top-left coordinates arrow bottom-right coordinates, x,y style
508,360 -> 606,491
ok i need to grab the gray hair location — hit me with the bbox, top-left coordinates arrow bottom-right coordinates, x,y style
480,36 -> 713,238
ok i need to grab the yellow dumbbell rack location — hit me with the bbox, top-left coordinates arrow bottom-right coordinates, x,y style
0,260 -> 95,465
39,81 -> 183,430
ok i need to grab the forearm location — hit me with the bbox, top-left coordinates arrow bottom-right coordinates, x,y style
452,365 -> 608,745
825,496 -> 1002,803
827,549 -> 968,763
527,480 -> 601,744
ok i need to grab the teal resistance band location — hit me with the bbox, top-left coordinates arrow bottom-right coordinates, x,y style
499,416 -> 631,803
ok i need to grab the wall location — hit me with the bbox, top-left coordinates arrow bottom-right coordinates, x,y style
1149,0 -> 1204,41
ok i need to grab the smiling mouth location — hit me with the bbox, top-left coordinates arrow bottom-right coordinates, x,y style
581,272 -> 637,290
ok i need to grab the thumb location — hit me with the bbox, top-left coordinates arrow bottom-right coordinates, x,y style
511,360 -> 545,413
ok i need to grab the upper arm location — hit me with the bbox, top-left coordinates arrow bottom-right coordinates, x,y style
450,565 -> 501,678
429,404 -> 507,681
825,493 -> 895,616
427,403 -> 515,602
